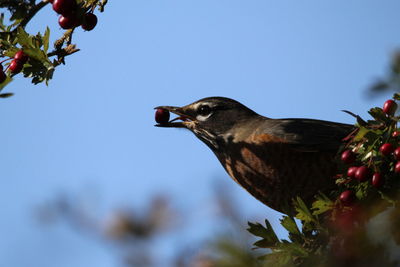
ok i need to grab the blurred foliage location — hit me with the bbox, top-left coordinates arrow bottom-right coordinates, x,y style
37,182 -> 265,267
248,94 -> 400,267
369,51 -> 400,95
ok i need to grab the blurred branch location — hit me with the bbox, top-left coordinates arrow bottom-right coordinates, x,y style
368,51 -> 400,96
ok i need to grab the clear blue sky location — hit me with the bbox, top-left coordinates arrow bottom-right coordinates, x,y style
1,1 -> 400,266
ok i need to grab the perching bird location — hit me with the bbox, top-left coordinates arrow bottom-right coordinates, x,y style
155,97 -> 354,214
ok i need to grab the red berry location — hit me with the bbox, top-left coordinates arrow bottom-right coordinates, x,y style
383,99 -> 397,116
395,161 -> 400,173
81,13 -> 98,31
379,143 -> 395,156
394,147 -> 400,161
392,131 -> 400,138
9,59 -> 24,73
58,14 -> 79,29
355,166 -> 370,182
372,172 -> 384,188
14,50 -> 28,64
52,0 -> 76,15
347,166 -> 358,178
339,190 -> 355,206
341,150 -> 356,164
155,108 -> 170,124
0,70 -> 6,83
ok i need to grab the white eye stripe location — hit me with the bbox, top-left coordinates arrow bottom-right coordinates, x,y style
192,102 -> 217,110
196,113 -> 212,121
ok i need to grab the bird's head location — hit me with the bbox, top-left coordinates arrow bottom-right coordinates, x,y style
155,97 -> 258,149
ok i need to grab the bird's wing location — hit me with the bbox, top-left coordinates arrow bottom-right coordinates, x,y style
258,118 -> 354,152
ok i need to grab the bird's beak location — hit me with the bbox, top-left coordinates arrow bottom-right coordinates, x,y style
154,106 -> 194,128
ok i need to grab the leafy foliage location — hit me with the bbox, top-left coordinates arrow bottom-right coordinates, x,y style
248,93 -> 400,266
0,0 -> 109,96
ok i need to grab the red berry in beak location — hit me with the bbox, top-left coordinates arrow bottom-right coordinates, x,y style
339,190 -> 355,206
155,108 -> 170,124
341,150 -> 356,164
383,99 -> 397,116
379,143 -> 395,156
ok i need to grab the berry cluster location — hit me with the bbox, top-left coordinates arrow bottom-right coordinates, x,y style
338,98 -> 399,206
50,0 -> 98,31
0,50 -> 30,84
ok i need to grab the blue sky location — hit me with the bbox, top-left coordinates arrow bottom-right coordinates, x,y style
1,1 -> 400,266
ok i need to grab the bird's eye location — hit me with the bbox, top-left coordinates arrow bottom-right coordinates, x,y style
198,105 -> 212,116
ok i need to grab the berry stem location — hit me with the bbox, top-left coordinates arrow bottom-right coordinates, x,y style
0,58 -> 12,64
12,0 -> 50,31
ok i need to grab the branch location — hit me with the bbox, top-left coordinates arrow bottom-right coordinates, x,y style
15,0 -> 51,30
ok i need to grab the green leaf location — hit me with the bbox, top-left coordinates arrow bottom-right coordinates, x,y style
294,197 -> 315,223
43,27 -> 50,53
353,126 -> 370,142
312,193 -> 334,216
369,107 -> 390,123
0,76 -> 13,91
393,93 -> 400,101
0,92 -> 14,98
280,216 -> 301,236
16,27 -> 32,48
280,216 -> 304,244
355,182 -> 370,200
247,220 -> 279,248
260,250 -> 292,266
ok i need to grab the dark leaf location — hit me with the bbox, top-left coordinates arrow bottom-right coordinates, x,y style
0,92 -> 14,98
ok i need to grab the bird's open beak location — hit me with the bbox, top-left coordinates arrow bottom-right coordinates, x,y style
154,106 -> 194,128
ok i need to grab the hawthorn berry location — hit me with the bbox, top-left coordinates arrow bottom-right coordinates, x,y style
392,131 -> 400,138
0,70 -> 6,83
372,172 -> 384,188
394,147 -> 400,161
339,190 -> 355,206
14,50 -> 29,64
347,166 -> 358,178
333,205 -> 362,232
395,161 -> 400,174
9,59 -> 24,74
81,13 -> 98,31
383,99 -> 397,116
341,150 -> 356,164
355,166 -> 370,182
52,0 -> 76,15
155,108 -> 170,124
379,143 -> 395,156
58,14 -> 79,29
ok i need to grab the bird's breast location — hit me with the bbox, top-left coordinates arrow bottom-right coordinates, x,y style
214,133 -> 336,213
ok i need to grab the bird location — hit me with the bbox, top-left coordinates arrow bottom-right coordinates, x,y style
155,97 -> 354,214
